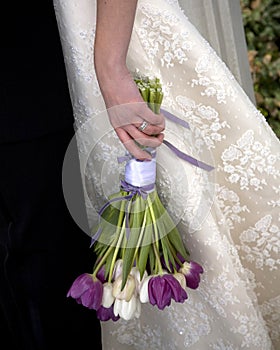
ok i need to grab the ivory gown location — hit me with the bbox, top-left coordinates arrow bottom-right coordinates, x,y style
53,1 -> 280,349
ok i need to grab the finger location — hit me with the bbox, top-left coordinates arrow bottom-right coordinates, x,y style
125,125 -> 165,147
136,104 -> 165,127
134,134 -> 164,148
134,122 -> 164,136
107,103 -> 165,131
115,128 -> 153,161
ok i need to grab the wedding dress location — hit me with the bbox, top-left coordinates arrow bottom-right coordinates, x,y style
53,1 -> 280,349
178,0 -> 256,104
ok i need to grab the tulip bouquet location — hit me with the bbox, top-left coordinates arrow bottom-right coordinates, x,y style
67,75 -> 207,322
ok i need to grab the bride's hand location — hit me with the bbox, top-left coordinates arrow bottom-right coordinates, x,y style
95,66 -> 165,160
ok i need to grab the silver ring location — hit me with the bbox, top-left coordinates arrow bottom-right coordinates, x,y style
138,120 -> 149,132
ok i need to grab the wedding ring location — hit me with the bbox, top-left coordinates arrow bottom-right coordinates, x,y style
138,120 -> 149,132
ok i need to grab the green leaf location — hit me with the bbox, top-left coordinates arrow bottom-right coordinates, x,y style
167,227 -> 189,260
93,242 -> 107,256
152,192 -> 178,239
105,248 -> 115,280
161,236 -> 172,272
138,244 -> 151,279
148,245 -> 156,274
121,247 -> 135,290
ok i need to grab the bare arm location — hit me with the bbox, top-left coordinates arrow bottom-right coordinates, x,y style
94,0 -> 137,76
94,0 -> 165,160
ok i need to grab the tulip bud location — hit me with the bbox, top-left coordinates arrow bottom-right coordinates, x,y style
113,295 -> 138,320
179,261 -> 191,275
112,259 -> 123,280
179,261 -> 203,289
112,275 -> 136,301
131,267 -> 148,293
130,266 -> 141,283
139,276 -> 152,303
173,272 -> 187,290
67,273 -> 103,311
102,282 -> 115,308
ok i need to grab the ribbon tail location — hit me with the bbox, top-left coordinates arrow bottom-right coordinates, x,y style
98,194 -> 133,217
163,140 -> 214,172
90,193 -> 134,247
161,108 -> 190,129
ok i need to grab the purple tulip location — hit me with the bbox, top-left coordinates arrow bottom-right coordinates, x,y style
67,273 -> 103,310
148,274 -> 188,310
180,261 -> 203,289
96,305 -> 120,322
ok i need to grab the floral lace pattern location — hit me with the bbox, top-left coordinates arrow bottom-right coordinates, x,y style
192,52 -> 238,105
136,8 -> 193,68
260,296 -> 280,342
215,185 -> 249,231
238,215 -> 280,271
175,95 -> 230,149
230,310 -> 271,348
54,0 -> 280,348
221,130 -> 280,191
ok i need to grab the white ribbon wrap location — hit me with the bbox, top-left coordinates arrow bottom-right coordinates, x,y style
124,158 -> 156,187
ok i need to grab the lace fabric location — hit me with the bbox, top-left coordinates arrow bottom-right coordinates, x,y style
53,0 -> 280,348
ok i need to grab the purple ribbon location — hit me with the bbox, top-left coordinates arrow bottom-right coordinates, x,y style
161,108 -> 214,171
161,108 -> 190,129
120,180 -> 155,199
163,140 -> 214,172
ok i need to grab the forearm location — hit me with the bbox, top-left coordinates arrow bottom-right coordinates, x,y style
94,0 -> 138,78
93,0 -> 165,160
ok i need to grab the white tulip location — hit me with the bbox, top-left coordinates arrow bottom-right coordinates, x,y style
112,259 -> 123,280
130,266 -> 141,283
139,276 -> 152,303
131,267 -> 148,293
113,298 -> 122,317
113,295 -> 139,320
134,297 -> 141,318
101,282 -> 115,308
112,275 -> 136,301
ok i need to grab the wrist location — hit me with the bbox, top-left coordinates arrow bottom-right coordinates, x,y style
94,59 -> 131,93
94,50 -> 128,80
93,54 -> 142,108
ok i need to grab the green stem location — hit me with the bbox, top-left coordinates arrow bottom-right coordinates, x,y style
131,204 -> 148,264
147,196 -> 159,250
165,236 -> 183,269
92,242 -> 116,278
92,199 -> 126,278
108,199 -> 130,282
108,217 -> 126,282
152,241 -> 163,275
147,195 -> 163,274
